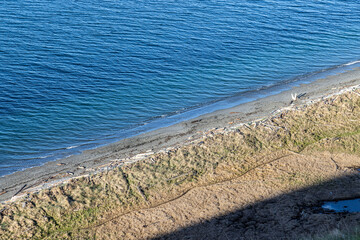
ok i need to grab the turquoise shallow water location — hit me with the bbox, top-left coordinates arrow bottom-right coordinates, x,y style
0,1 -> 360,177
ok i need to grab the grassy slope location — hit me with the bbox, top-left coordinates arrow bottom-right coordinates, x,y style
2,91 -> 360,239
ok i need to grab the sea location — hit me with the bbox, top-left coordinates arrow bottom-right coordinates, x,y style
0,0 -> 360,177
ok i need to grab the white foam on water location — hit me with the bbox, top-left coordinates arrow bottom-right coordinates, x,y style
66,145 -> 79,150
344,60 -> 360,66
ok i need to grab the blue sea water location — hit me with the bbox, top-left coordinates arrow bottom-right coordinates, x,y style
0,1 -> 360,177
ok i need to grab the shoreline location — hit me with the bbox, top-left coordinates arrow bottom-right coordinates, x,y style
4,60 -> 359,178
1,67 -> 360,203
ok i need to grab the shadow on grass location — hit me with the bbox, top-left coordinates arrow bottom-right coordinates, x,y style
153,173 -> 360,240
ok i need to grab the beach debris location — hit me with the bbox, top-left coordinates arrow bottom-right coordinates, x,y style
56,163 -> 66,166
244,124 -> 252,131
0,207 -> 7,214
297,93 -> 306,99
191,119 -> 202,124
13,184 -> 27,197
0,191 -> 6,196
352,90 -> 360,97
260,123 -> 282,131
132,152 -> 153,161
290,93 -> 307,104
110,158 -> 124,163
329,96 -> 338,104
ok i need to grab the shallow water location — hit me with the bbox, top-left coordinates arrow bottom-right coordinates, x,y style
1,1 -> 360,176
322,198 -> 360,213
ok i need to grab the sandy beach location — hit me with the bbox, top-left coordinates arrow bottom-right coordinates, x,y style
1,67 -> 360,239
1,68 -> 360,204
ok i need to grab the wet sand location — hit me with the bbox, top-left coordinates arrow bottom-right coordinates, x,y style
1,67 -> 360,204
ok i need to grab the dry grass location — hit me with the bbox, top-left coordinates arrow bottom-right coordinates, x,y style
1,91 -> 360,239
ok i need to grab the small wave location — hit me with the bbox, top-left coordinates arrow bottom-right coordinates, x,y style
38,154 -> 53,159
66,145 -> 79,150
344,60 -> 360,66
22,154 -> 54,160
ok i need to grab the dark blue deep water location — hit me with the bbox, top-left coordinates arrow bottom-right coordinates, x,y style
1,1 -> 360,176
